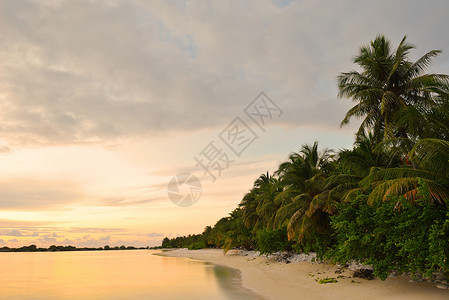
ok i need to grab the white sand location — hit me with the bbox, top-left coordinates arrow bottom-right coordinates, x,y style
158,248 -> 448,300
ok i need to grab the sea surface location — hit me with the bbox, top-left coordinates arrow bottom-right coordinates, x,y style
0,249 -> 263,299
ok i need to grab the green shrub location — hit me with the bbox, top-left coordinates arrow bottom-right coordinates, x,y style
293,225 -> 334,258
428,211 -> 449,273
256,227 -> 290,255
328,188 -> 449,280
187,241 -> 206,250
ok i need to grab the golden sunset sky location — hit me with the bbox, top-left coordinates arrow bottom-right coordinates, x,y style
1,0 -> 448,247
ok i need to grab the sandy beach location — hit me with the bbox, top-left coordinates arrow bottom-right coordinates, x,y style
158,249 -> 449,300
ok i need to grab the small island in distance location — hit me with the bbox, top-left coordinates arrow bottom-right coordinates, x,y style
0,244 -> 149,252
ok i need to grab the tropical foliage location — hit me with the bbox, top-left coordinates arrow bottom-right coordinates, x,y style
162,35 -> 449,279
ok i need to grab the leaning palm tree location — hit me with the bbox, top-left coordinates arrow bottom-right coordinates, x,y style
338,35 -> 449,148
286,173 -> 335,242
351,131 -> 449,205
239,172 -> 282,231
239,190 -> 260,229
270,143 -> 338,244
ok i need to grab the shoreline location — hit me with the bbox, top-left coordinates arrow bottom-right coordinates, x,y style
157,248 -> 448,300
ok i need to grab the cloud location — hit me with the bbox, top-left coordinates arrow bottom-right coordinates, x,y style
0,226 -> 129,246
144,232 -> 164,238
99,235 -> 111,241
114,239 -> 149,248
0,145 -> 12,153
62,238 -> 74,244
68,227 -> 127,234
0,219 -> 67,227
0,0 -> 447,150
100,196 -> 162,207
0,178 -> 83,209
37,235 -> 57,243
0,229 -> 22,236
0,228 -> 48,237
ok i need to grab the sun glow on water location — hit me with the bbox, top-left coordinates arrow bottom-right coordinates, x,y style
0,250 -> 261,300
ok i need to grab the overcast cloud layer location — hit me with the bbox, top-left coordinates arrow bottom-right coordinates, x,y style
1,0 -> 448,148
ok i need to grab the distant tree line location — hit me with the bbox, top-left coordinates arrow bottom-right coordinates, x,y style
161,227 -> 215,250
0,244 -> 148,252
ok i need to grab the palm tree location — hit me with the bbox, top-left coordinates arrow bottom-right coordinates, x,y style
269,143 -> 338,245
348,131 -> 449,206
239,190 -> 260,228
337,35 -> 449,207
338,35 -> 449,147
338,130 -> 401,177
420,97 -> 449,140
239,172 -> 281,231
286,173 -> 335,242
300,142 -> 335,173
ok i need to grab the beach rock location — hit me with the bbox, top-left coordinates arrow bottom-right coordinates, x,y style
433,271 -> 447,282
436,284 -> 448,290
388,271 -> 399,278
435,274 -> 447,281
410,273 -> 423,282
267,252 -> 293,263
239,250 -> 321,264
353,269 -> 374,280
239,250 -> 261,257
288,252 -> 318,264
347,261 -> 373,272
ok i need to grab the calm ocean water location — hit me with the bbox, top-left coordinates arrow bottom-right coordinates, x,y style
0,250 -> 263,299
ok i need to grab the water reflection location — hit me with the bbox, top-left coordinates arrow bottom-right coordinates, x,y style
0,250 -> 262,300
210,264 -> 264,299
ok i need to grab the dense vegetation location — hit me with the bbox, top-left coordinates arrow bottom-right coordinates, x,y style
162,35 -> 449,279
